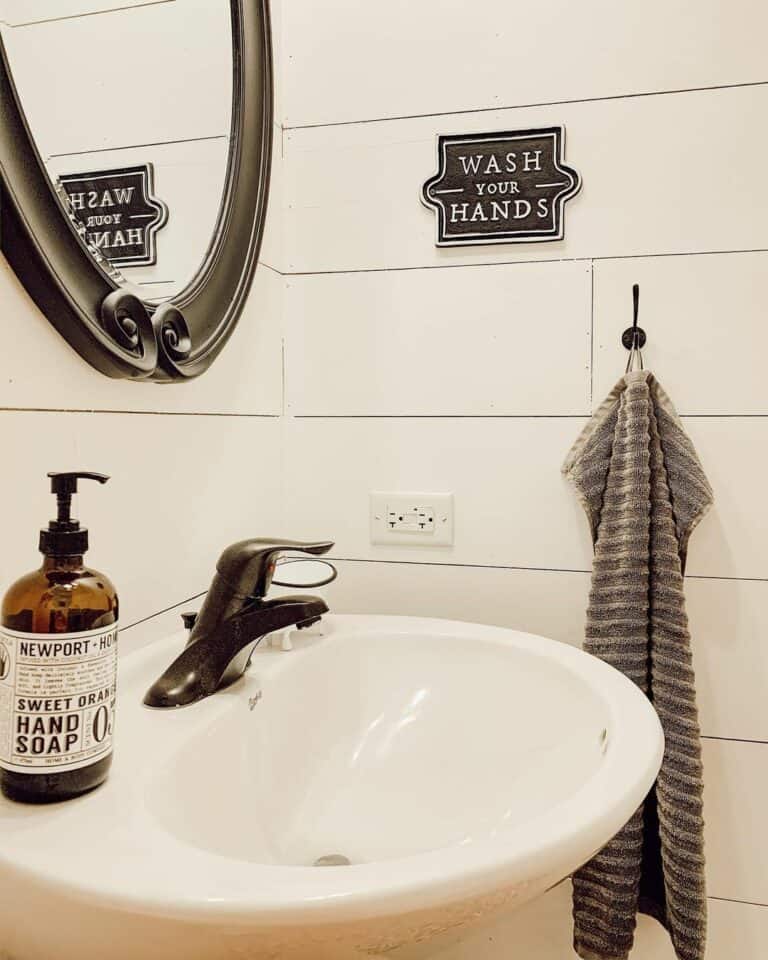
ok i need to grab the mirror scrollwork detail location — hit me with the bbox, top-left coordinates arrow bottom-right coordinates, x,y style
0,0 -> 272,382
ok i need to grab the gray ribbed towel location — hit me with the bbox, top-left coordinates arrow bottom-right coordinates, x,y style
563,370 -> 713,960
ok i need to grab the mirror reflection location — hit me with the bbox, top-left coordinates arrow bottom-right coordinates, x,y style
1,0 -> 233,302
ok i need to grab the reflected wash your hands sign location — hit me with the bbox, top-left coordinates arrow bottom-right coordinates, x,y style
58,163 -> 168,267
422,127 -> 581,246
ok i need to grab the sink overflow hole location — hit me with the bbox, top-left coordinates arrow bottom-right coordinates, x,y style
313,854 -> 351,867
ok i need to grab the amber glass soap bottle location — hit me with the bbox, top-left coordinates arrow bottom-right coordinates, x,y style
0,472 -> 118,803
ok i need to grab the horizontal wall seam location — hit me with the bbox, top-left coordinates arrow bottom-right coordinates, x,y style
322,557 -> 768,584
117,560 -> 768,596
277,248 -> 768,279
703,736 -> 768,747
284,79 -> 768,132
328,557 -> 590,575
49,132 -> 228,160
290,414 -> 592,420
261,262 -> 283,276
287,414 -> 768,420
708,895 -> 768,910
7,0 -> 174,29
0,408 -> 281,418
122,571 -> 767,624
4,412 -> 762,421
121,590 -> 206,633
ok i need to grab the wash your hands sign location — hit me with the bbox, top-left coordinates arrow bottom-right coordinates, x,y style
422,127 -> 581,246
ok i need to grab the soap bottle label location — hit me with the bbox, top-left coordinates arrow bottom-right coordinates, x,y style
0,624 -> 117,775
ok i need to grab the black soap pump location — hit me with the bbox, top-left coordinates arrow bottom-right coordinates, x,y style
0,472 -> 119,803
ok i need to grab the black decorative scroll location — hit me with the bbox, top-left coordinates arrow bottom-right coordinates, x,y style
153,303 -> 193,377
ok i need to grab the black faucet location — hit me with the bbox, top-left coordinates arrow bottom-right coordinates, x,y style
143,538 -> 333,708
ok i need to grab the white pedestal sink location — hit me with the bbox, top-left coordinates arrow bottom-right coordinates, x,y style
0,615 -> 663,959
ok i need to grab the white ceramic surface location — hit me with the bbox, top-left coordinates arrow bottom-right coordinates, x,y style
0,615 -> 663,959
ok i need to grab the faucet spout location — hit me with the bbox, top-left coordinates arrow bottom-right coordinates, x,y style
143,594 -> 328,708
143,538 -> 333,709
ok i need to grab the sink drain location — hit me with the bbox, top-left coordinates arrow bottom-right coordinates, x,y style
313,853 -> 351,867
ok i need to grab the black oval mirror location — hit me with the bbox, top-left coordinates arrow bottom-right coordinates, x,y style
0,1 -> 272,382
272,558 -> 339,590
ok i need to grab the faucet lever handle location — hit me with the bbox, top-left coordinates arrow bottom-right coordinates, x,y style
215,538 -> 334,599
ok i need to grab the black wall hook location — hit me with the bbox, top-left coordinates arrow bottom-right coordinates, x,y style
621,283 -> 647,350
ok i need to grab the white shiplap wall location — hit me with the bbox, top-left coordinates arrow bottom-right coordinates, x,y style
279,1 -> 768,957
0,0 -> 286,631
2,0 -> 767,956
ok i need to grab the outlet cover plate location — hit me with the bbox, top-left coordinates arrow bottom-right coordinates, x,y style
370,492 -> 454,546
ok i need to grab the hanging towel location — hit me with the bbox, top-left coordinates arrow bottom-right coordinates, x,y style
562,370 -> 713,960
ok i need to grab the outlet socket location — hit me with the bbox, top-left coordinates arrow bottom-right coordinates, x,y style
370,492 -> 454,546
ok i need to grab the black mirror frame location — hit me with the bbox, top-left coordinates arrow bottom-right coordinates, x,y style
0,0 -> 273,382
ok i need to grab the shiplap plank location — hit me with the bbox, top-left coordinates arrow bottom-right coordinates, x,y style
1,0 -> 231,156
284,417 -> 767,580
283,417 -> 594,571
0,411 -> 282,627
683,417 -> 768,580
703,739 -> 768,904
707,898 -> 768,957
688,577 -> 768,743
322,561 -> 591,649
283,0 -> 768,127
285,85 -> 768,272
0,260 -> 282,414
593,253 -> 768,415
286,261 -> 591,416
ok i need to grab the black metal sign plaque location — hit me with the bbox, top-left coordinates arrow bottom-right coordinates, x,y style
58,163 -> 168,267
422,127 -> 580,246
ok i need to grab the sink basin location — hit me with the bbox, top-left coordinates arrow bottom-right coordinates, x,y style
0,615 -> 663,960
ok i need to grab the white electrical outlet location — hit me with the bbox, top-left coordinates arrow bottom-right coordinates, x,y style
370,492 -> 454,546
